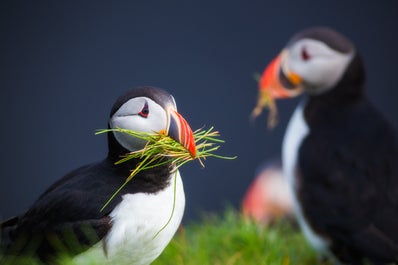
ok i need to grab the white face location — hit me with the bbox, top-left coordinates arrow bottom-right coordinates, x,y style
109,97 -> 168,151
282,38 -> 354,94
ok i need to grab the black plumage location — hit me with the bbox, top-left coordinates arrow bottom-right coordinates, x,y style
298,55 -> 398,264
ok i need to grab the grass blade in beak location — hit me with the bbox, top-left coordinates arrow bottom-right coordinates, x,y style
95,127 -> 235,211
251,90 -> 278,129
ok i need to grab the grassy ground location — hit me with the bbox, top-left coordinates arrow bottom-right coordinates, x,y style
1,209 -> 328,265
153,210 -> 325,265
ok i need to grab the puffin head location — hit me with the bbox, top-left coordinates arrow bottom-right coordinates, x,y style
257,27 -> 363,102
107,86 -> 196,158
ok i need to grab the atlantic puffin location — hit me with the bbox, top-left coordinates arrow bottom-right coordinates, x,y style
1,86 -> 196,264
254,27 -> 398,264
242,160 -> 293,225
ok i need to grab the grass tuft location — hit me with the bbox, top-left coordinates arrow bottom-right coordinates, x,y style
251,90 -> 279,129
95,127 -> 236,211
153,209 -> 328,265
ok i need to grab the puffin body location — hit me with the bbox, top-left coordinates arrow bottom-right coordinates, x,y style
256,27 -> 398,264
1,86 -> 196,264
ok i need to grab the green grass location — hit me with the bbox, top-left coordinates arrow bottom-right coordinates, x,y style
1,209 -> 328,265
95,127 -> 236,212
153,210 -> 325,265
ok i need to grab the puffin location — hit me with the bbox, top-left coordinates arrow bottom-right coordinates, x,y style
242,160 -> 293,225
1,86 -> 196,264
254,27 -> 398,264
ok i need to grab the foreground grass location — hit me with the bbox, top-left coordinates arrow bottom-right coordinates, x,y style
154,210 -> 324,265
1,210 -> 327,265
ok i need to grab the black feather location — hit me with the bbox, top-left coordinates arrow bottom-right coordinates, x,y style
297,54 -> 398,264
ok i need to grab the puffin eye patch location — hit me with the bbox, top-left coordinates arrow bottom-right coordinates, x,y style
301,47 -> 310,61
138,102 -> 149,118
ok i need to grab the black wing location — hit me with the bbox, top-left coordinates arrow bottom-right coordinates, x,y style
298,101 -> 398,264
1,161 -> 125,261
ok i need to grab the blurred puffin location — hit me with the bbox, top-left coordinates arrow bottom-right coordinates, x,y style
1,86 -> 196,264
242,160 -> 293,225
254,27 -> 398,264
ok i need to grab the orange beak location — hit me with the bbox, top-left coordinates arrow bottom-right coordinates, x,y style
259,50 -> 303,99
251,50 -> 303,128
259,54 -> 291,98
167,109 -> 197,158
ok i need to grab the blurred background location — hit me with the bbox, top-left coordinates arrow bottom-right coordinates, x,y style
1,1 -> 397,223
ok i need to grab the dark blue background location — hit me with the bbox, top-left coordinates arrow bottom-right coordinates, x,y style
1,1 -> 397,223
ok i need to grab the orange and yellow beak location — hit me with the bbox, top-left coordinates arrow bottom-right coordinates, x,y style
251,50 -> 304,128
167,108 -> 197,158
259,50 -> 303,99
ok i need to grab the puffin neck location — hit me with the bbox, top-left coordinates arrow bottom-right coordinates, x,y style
105,132 -> 173,191
106,130 -> 131,163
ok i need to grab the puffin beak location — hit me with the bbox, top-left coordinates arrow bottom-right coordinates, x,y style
259,50 -> 303,100
251,50 -> 304,124
167,108 -> 197,158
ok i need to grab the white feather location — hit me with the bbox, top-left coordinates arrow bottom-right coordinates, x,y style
282,102 -> 331,254
285,38 -> 354,94
110,97 -> 168,152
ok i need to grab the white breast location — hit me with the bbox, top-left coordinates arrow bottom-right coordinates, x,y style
282,102 -> 330,254
73,171 -> 185,265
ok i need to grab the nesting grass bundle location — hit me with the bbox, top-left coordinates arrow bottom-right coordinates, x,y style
251,89 -> 278,129
251,72 -> 279,129
95,127 -> 235,214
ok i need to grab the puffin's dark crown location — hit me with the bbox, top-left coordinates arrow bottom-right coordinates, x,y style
110,86 -> 174,117
288,26 -> 354,54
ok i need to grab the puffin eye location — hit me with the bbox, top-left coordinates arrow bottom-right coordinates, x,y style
138,102 -> 149,118
301,47 -> 310,61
